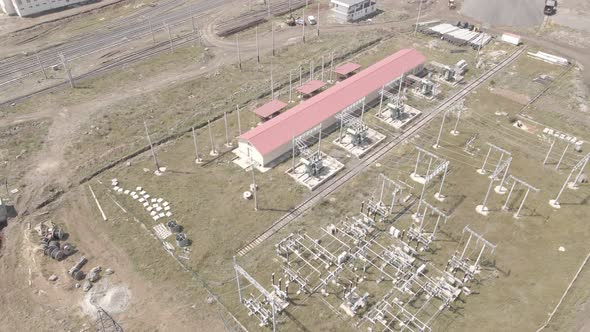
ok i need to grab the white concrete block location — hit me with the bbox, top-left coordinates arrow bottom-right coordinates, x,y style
162,201 -> 169,207
147,206 -> 153,212
165,211 -> 172,217
153,215 -> 160,221
140,190 -> 146,195
159,212 -> 165,218
113,186 -> 120,191
150,211 -> 157,216
143,202 -> 149,207
144,194 -> 150,199
124,190 -> 130,195
157,198 -> 164,203
136,187 -> 142,191
156,206 -> 163,212
139,198 -> 145,203
164,206 -> 171,211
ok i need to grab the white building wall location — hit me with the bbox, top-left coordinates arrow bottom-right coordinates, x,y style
10,0 -> 87,17
1,0 -> 17,15
330,0 -> 377,22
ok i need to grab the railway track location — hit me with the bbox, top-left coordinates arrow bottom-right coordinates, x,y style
0,0 -> 226,91
0,31 -> 200,107
236,46 -> 527,257
215,0 -> 308,37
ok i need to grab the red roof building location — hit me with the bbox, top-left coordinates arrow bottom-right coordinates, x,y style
237,49 -> 426,167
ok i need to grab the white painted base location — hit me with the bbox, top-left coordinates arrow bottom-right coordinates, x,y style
411,213 -> 422,223
432,144 -> 440,150
225,143 -> 234,148
549,199 -> 561,209
513,213 -> 521,219
195,158 -> 203,164
567,182 -> 579,190
494,185 -> 507,194
476,169 -> 486,175
410,173 -> 426,184
210,150 -> 219,156
475,205 -> 489,216
450,130 -> 459,136
434,192 -> 446,202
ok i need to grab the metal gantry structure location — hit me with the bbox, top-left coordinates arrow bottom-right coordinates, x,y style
365,174 -> 406,220
291,124 -> 323,177
335,98 -> 368,147
411,146 -> 450,205
549,152 -> 590,208
502,175 -> 540,218
477,142 -> 511,175
96,305 -> 124,332
477,155 -> 512,215
447,226 -> 497,283
407,199 -> 449,251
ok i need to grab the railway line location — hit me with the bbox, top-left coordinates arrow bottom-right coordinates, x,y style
236,46 -> 527,257
0,0 -> 227,91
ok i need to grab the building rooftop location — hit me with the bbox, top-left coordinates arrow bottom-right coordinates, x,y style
239,49 -> 426,156
335,62 -> 361,76
254,99 -> 288,118
331,0 -> 369,7
296,80 -> 326,95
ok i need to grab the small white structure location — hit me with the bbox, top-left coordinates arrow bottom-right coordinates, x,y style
0,0 -> 87,17
330,0 -> 377,22
500,33 -> 521,46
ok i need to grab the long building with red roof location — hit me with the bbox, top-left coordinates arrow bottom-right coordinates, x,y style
237,48 -> 426,167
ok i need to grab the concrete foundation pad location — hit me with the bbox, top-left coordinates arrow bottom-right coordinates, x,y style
549,199 -> 561,209
286,153 -> 345,191
513,213 -> 521,219
567,182 -> 579,190
411,213 -> 422,223
450,130 -> 460,136
434,192 -> 446,202
410,173 -> 426,184
494,186 -> 507,194
476,169 -> 486,175
209,150 -> 219,157
375,105 -> 422,130
231,148 -> 272,173
333,127 -> 386,158
475,205 -> 490,216
195,158 -> 203,164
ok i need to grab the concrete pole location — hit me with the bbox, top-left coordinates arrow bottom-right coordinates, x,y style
255,25 -> 260,64
302,8 -> 306,43
572,157 -> 589,187
148,18 -> 155,44
495,153 -> 505,171
208,120 -> 218,156
143,120 -> 160,170
502,181 -> 516,210
552,167 -> 576,206
413,151 -> 422,175
236,34 -> 242,70
251,161 -> 258,211
321,55 -> 325,81
289,71 -> 293,102
460,233 -> 473,259
425,157 -> 433,179
379,177 -> 386,203
35,52 -> 47,79
317,2 -> 320,37
309,60 -> 313,81
451,109 -> 461,135
433,111 -> 447,149
480,146 -> 492,173
190,4 -> 195,32
515,188 -> 530,218
59,53 -> 74,88
192,127 -> 202,163
555,143 -> 569,170
236,105 -> 242,135
292,137 -> 296,171
317,125 -> 322,154
543,139 -> 555,165
224,112 -> 231,147
361,99 -> 365,121
414,0 -> 423,35
416,182 -> 426,216
481,176 -> 494,211
234,257 -> 243,303
378,86 -> 385,115
165,23 -> 173,53
267,0 -> 271,17
270,57 -> 274,99
436,164 -> 448,198
474,244 -> 486,267
272,23 -> 275,56
329,51 -> 335,83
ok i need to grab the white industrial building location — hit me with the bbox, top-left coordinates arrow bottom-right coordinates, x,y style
237,48 -> 426,168
0,0 -> 87,17
330,0 -> 377,22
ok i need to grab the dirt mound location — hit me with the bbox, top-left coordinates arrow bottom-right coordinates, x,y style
80,283 -> 131,316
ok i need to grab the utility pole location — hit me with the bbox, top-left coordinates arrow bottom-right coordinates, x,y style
164,23 -> 174,53
208,120 -> 218,156
329,51 -> 334,83
317,2 -> 320,37
270,57 -> 274,99
236,105 -> 243,136
302,8 -> 306,43
224,112 -> 232,147
272,23 -> 276,56
414,0 -> 423,35
267,0 -> 271,17
289,70 -> 293,102
255,25 -> 260,63
190,4 -> 195,32
433,111 -> 447,149
192,127 -> 202,163
250,159 -> 258,211
59,53 -> 74,88
236,34 -> 242,70
148,18 -> 156,44
35,51 -> 47,79
144,120 -> 160,171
